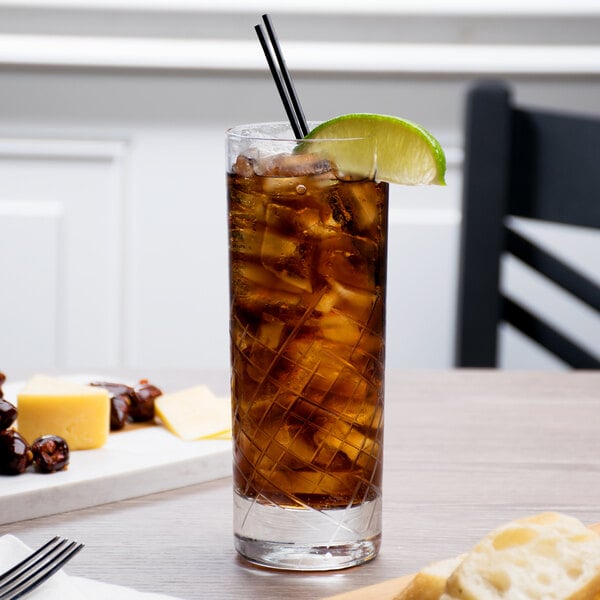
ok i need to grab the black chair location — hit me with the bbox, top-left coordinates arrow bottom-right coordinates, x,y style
455,80 -> 600,368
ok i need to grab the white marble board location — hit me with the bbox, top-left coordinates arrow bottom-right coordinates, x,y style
0,379 -> 232,525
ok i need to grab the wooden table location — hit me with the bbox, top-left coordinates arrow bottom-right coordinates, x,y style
2,369 -> 599,599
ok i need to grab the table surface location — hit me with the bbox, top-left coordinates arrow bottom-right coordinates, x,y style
2,369 -> 599,600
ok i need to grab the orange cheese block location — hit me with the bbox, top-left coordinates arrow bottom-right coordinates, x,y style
17,375 -> 110,450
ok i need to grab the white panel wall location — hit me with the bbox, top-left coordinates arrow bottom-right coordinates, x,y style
0,3 -> 598,372
0,201 -> 61,369
0,139 -> 127,371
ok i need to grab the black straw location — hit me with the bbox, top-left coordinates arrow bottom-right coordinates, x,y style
261,14 -> 309,137
255,14 -> 308,139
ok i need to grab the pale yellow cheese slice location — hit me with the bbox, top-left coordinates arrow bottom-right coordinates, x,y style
155,385 -> 231,441
17,375 -> 110,450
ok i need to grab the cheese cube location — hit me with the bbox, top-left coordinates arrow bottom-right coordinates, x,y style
17,375 -> 110,450
155,385 -> 231,441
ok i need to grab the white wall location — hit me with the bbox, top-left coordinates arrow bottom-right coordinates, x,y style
0,2 -> 599,372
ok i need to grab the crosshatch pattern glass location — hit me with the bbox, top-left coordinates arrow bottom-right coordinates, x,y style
227,123 -> 388,570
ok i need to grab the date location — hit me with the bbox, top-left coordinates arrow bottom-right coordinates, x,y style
0,429 -> 33,475
32,435 -> 70,473
0,398 -> 17,431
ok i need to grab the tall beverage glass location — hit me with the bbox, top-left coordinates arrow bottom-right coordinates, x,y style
227,123 -> 388,571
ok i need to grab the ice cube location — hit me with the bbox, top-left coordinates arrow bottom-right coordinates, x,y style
263,258 -> 313,293
242,395 -> 278,425
333,181 -> 384,238
256,314 -> 286,351
318,312 -> 363,348
328,188 -> 355,230
326,320 -> 383,358
313,418 -> 381,470
232,154 -> 256,177
260,204 -> 316,293
234,262 -> 306,297
274,364 -> 318,402
265,203 -> 321,233
317,233 -> 378,292
260,425 -> 306,470
229,216 -> 265,257
229,184 -> 269,224
282,337 -> 347,392
323,376 -> 373,417
258,174 -> 336,202
277,426 -> 320,466
272,468 -> 357,499
315,287 -> 337,314
261,228 -> 299,261
316,279 -> 379,323
239,414 -> 322,474
253,152 -> 333,177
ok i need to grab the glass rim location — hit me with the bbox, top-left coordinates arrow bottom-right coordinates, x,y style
226,122 -> 372,143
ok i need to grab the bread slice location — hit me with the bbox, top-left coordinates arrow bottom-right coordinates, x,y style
441,512 -> 600,600
394,555 -> 465,600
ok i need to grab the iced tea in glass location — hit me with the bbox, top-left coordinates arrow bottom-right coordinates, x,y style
227,123 -> 388,570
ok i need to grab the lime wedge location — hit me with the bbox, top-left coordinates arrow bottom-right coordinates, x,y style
304,113 -> 446,185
